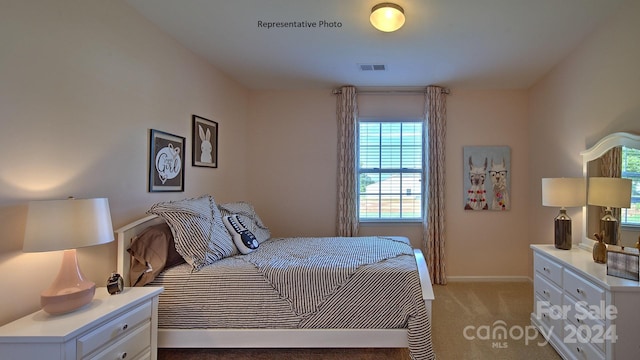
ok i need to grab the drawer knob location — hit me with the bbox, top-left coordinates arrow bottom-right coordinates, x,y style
576,346 -> 582,353
121,323 -> 128,331
576,288 -> 584,295
543,267 -> 549,272
118,352 -> 127,359
542,290 -> 549,296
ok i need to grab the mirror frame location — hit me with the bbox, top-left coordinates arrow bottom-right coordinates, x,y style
580,131 -> 640,251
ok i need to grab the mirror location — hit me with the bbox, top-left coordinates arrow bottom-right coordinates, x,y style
581,132 -> 640,249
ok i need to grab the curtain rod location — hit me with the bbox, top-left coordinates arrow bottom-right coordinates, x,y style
331,87 -> 450,95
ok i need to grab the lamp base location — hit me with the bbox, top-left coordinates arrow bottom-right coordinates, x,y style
554,209 -> 572,250
41,285 -> 95,315
40,249 -> 96,315
600,209 -> 619,245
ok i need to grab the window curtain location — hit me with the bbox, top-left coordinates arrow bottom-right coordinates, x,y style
600,146 -> 623,235
336,86 -> 359,236
423,86 -> 448,285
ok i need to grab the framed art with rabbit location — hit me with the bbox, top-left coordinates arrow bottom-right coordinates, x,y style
192,114 -> 218,168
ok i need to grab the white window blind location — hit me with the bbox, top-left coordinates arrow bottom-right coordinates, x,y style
621,146 -> 640,226
358,121 -> 423,221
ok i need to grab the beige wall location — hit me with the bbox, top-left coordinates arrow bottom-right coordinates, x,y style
247,90 -> 338,238
247,89 -> 531,278
446,90 -> 530,278
528,1 -> 640,258
0,0 -> 249,324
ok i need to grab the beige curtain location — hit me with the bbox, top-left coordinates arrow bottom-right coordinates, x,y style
336,86 -> 359,236
423,86 -> 448,285
601,146 -> 623,235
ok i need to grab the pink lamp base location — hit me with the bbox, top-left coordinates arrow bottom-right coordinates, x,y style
40,249 -> 96,315
41,285 -> 95,315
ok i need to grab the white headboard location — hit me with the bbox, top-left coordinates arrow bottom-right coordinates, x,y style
115,214 -> 165,286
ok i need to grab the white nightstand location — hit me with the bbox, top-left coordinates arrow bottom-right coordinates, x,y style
0,287 -> 163,360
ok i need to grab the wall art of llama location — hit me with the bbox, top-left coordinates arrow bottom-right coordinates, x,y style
463,146 -> 511,211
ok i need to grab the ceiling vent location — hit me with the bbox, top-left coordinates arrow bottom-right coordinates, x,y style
359,64 -> 386,71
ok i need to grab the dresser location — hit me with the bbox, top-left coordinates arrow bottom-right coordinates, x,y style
0,287 -> 163,360
531,245 -> 640,360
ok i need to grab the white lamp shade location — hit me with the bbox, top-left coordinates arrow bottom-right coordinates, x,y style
23,198 -> 114,252
370,3 -> 405,32
541,178 -> 586,207
587,177 -> 632,208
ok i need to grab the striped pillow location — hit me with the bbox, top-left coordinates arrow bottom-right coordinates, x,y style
148,195 -> 237,271
218,201 -> 271,243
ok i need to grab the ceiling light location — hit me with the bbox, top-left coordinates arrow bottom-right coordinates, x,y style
370,3 -> 405,32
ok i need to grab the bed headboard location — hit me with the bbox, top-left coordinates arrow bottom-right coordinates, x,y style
115,214 -> 165,286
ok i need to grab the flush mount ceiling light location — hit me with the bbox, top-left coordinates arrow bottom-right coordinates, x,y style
370,3 -> 405,32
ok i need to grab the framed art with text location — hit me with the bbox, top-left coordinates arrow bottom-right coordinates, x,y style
192,114 -> 218,168
149,129 -> 185,192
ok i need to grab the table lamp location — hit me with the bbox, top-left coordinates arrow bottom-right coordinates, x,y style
587,177 -> 632,245
23,197 -> 114,315
541,178 -> 586,250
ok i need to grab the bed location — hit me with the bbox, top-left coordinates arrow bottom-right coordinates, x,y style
115,196 -> 435,359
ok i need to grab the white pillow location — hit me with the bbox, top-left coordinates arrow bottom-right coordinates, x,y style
148,195 -> 236,271
218,201 -> 271,243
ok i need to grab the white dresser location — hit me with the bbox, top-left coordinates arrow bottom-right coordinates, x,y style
0,287 -> 163,360
531,245 -> 640,360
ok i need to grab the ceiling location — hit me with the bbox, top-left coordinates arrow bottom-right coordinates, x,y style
125,0 -> 626,90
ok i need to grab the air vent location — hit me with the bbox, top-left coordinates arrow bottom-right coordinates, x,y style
359,64 -> 386,71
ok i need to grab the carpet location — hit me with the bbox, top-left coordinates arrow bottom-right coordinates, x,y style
431,281 -> 561,359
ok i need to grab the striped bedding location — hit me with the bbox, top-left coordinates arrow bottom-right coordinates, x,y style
146,236 -> 434,360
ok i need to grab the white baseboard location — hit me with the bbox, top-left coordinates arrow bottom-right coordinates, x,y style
446,276 -> 532,282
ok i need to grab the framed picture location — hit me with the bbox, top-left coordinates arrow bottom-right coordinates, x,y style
463,146 -> 511,211
149,129 -> 185,192
192,114 -> 218,168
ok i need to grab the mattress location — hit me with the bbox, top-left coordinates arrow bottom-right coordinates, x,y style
147,236 -> 434,359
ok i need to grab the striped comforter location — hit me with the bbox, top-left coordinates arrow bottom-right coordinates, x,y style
148,236 -> 434,360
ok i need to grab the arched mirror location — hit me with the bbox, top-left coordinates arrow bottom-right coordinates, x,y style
581,132 -> 640,250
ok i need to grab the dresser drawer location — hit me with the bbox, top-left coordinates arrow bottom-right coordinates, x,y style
566,338 -> 605,360
86,322 -> 151,360
534,272 -> 563,306
563,269 -> 604,306
564,295 -> 605,353
132,351 -> 151,360
534,253 -> 563,286
78,300 -> 152,357
533,294 -> 563,340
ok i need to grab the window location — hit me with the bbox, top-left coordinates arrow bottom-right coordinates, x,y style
358,120 -> 424,221
621,146 -> 640,226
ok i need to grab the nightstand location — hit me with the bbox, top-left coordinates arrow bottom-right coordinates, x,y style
0,286 -> 163,360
